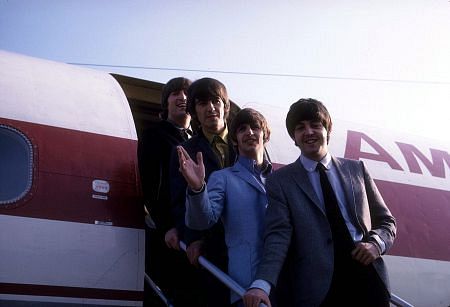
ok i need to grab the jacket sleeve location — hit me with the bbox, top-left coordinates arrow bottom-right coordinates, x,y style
361,161 -> 397,253
169,145 -> 189,237
139,126 -> 184,233
255,174 -> 293,287
138,128 -> 160,210
185,171 -> 226,230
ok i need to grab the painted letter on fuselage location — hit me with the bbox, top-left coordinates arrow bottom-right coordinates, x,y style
396,142 -> 449,178
344,130 -> 403,170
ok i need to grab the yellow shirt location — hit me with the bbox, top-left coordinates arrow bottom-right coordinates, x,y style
203,127 -> 230,168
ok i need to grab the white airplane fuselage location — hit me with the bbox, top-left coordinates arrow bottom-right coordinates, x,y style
0,50 -> 449,306
0,50 -> 144,306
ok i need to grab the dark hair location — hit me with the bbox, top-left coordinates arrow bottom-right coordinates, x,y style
285,98 -> 332,142
230,108 -> 270,144
186,78 -> 230,121
160,77 -> 192,120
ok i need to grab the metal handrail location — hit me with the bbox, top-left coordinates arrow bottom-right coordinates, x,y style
180,241 -> 268,307
390,292 -> 414,307
146,240 -> 413,307
144,273 -> 174,307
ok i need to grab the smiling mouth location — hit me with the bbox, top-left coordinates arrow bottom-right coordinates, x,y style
304,138 -> 318,144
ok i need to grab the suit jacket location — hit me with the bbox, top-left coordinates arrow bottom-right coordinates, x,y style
138,120 -> 189,233
169,130 -> 237,263
186,159 -> 268,303
255,156 -> 396,306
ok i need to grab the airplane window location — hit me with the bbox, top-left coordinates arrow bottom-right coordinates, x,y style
0,125 -> 33,206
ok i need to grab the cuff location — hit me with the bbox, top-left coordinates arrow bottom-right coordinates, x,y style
369,234 -> 386,254
248,279 -> 271,295
188,182 -> 206,195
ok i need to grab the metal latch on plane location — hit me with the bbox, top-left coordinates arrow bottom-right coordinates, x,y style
95,220 -> 113,226
92,179 -> 110,200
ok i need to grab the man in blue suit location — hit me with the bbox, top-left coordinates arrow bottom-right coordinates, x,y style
177,108 -> 273,306
244,99 -> 396,307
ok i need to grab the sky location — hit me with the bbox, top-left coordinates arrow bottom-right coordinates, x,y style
1,0 -> 450,144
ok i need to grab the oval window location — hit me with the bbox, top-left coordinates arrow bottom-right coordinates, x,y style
0,125 -> 33,205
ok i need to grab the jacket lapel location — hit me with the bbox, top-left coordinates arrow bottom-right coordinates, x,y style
290,159 -> 324,214
232,162 -> 266,194
226,134 -> 238,165
332,157 -> 362,229
197,133 -> 221,169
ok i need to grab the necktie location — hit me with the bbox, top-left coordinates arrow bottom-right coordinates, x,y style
316,163 -> 354,256
181,128 -> 192,141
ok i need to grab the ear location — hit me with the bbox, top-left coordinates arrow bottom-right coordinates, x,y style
224,101 -> 230,112
263,131 -> 270,143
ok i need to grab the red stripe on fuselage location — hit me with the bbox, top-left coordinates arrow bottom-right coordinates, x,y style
0,117 -> 144,229
2,118 -> 448,261
376,179 -> 450,262
0,282 -> 143,301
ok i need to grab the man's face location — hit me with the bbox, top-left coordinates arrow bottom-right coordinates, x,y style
194,97 -> 227,134
235,123 -> 265,158
294,120 -> 329,161
167,89 -> 189,121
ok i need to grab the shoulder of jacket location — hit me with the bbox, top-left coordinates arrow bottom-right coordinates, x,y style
267,163 -> 295,182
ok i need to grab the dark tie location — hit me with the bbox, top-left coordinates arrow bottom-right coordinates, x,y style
181,128 -> 192,141
316,163 -> 354,256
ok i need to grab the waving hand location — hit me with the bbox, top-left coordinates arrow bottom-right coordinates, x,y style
177,146 -> 205,191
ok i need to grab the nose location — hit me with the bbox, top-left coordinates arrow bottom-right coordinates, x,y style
207,100 -> 216,111
177,91 -> 187,100
304,125 -> 313,135
242,126 -> 254,136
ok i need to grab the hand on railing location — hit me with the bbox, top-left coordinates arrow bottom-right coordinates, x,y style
243,288 -> 271,307
179,241 -> 268,307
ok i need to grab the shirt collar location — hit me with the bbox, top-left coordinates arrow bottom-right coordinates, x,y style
299,152 -> 332,172
167,120 -> 192,133
203,126 -> 228,144
239,155 -> 272,176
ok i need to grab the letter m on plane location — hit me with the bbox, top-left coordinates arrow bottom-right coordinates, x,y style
344,130 -> 449,178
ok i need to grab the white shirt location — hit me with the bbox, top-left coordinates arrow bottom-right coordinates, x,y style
300,153 -> 363,243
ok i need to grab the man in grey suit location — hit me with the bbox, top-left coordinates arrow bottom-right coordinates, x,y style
177,108 -> 273,306
244,99 -> 396,307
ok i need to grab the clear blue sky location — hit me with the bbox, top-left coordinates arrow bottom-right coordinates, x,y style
1,0 -> 450,142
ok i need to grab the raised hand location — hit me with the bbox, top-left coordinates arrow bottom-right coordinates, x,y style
177,146 -> 205,191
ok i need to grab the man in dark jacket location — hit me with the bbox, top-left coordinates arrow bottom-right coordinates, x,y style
169,77 -> 237,307
138,77 -> 202,306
